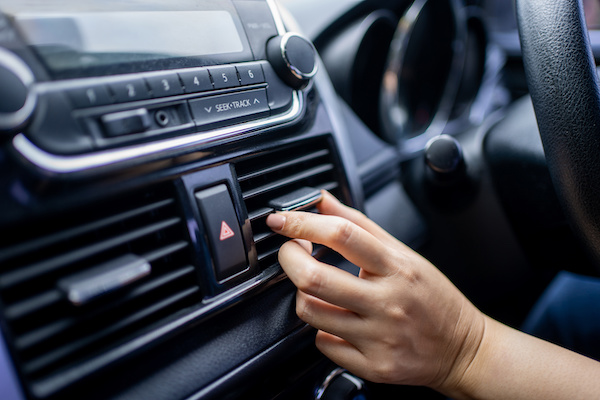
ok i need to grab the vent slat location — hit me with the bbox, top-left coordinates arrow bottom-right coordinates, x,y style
15,266 -> 196,352
242,164 -> 334,200
0,199 -> 175,265
0,217 -> 182,289
6,242 -> 189,322
142,241 -> 189,263
121,266 -> 196,306
253,231 -> 276,244
16,318 -> 73,351
236,149 -> 330,182
247,207 -> 274,222
257,246 -> 282,263
4,290 -> 63,321
0,184 -> 202,395
321,182 -> 339,192
23,286 -> 200,375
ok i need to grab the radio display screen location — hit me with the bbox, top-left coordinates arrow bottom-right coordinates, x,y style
11,10 -> 252,78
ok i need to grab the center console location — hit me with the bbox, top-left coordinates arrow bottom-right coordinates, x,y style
0,1 -> 363,399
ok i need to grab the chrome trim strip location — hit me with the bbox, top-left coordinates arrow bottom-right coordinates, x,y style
379,0 -> 466,156
13,92 -> 302,174
315,368 -> 360,400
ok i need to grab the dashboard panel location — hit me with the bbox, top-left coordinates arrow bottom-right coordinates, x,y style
306,0 -> 502,158
0,1 -> 366,399
0,0 -> 577,399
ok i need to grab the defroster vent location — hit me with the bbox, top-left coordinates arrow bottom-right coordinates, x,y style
235,137 -> 345,270
0,184 -> 201,398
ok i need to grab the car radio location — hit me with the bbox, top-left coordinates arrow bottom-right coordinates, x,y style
0,0 -> 318,173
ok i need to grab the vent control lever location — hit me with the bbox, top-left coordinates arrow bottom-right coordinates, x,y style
59,254 -> 151,306
268,187 -> 322,212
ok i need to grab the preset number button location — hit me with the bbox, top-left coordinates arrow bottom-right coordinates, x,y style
236,64 -> 265,86
109,78 -> 150,103
209,65 -> 240,89
179,68 -> 213,93
145,73 -> 184,97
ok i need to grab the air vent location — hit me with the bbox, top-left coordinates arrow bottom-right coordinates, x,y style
0,185 -> 201,397
235,137 -> 345,270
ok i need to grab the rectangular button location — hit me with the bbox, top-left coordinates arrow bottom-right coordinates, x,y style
145,73 -> 184,97
109,78 -> 151,102
236,63 -> 265,86
209,65 -> 240,89
67,84 -> 113,108
188,89 -> 269,129
195,185 -> 247,281
179,68 -> 213,93
101,108 -> 151,137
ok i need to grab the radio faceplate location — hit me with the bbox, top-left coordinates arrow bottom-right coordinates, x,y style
2,0 -> 314,174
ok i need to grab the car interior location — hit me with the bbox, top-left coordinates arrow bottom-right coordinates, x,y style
1,0 -> 599,399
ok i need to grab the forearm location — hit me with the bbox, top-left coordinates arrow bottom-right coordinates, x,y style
443,316 -> 600,400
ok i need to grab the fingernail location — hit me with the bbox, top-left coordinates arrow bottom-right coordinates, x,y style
266,213 -> 286,231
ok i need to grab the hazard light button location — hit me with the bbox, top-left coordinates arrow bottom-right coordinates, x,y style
195,184 -> 247,282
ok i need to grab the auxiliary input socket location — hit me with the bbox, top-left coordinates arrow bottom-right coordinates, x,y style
155,110 -> 170,127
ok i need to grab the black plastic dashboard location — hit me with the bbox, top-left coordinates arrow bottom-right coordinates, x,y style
0,1 -> 368,399
1,0 -> 580,399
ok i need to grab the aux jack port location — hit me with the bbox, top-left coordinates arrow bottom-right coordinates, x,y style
155,110 -> 170,127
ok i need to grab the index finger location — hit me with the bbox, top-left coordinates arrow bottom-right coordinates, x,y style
266,211 -> 392,276
317,191 -> 401,248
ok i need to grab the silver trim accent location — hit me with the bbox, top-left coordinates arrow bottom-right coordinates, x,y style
0,47 -> 37,131
13,92 -> 302,174
280,32 -> 318,80
315,368 -> 364,400
379,0 -> 466,156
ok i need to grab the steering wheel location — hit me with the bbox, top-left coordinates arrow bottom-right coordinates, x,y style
516,0 -> 600,268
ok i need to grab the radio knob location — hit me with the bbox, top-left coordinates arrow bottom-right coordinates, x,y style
0,48 -> 36,133
266,32 -> 318,89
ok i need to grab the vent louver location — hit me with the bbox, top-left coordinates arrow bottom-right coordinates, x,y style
0,185 -> 201,397
235,138 -> 344,270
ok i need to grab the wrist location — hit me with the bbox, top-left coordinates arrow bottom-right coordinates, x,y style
433,305 -> 489,399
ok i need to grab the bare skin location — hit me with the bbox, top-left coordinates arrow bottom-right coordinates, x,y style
266,191 -> 600,399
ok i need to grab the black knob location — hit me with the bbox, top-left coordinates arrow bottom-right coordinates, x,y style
0,48 -> 36,132
424,134 -> 465,184
316,368 -> 368,400
267,32 -> 318,89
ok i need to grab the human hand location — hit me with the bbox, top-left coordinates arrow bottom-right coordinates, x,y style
265,191 -> 486,394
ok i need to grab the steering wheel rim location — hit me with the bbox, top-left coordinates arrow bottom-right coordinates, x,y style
516,0 -> 600,269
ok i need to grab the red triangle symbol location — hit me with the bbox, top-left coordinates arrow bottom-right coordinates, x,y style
219,221 -> 235,241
